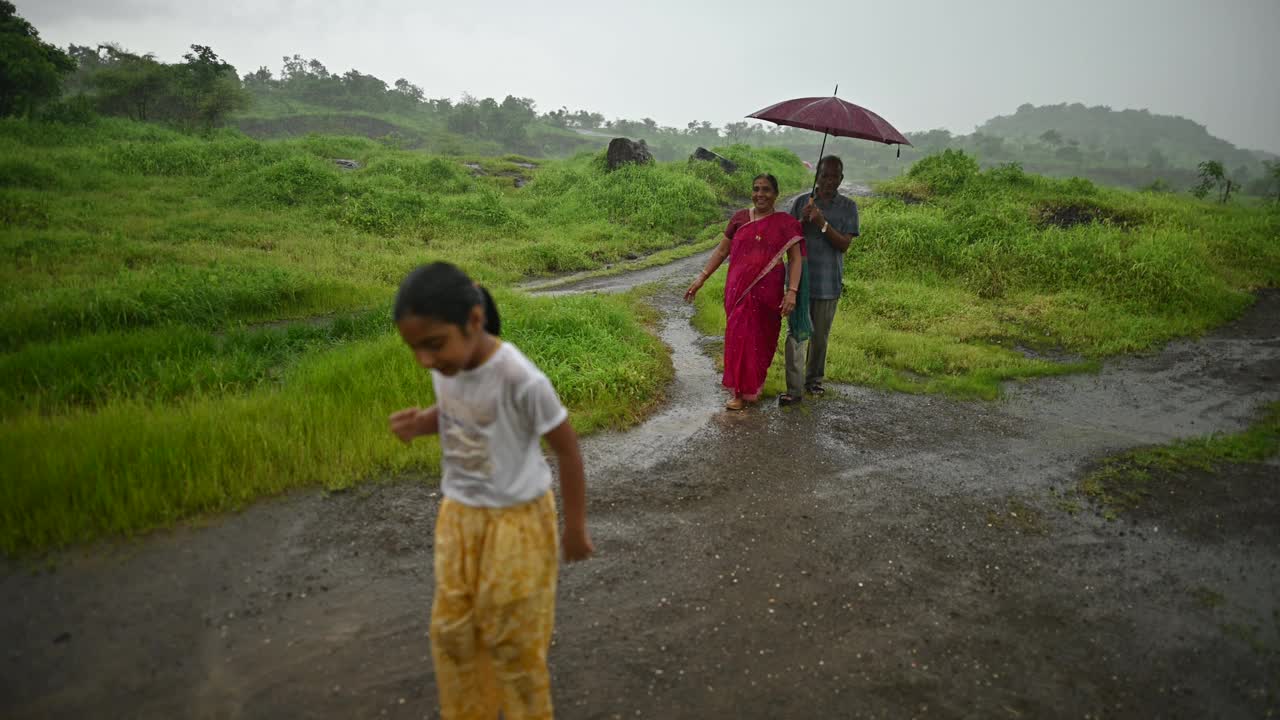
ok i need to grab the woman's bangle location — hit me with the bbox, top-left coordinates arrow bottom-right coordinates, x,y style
786,287 -> 798,294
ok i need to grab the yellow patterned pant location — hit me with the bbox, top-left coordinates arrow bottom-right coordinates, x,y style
431,491 -> 559,720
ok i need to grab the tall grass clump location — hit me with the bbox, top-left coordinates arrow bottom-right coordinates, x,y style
1,290 -> 669,555
683,144 -> 809,202
0,263 -> 356,350
0,308 -> 392,417
522,151 -> 718,234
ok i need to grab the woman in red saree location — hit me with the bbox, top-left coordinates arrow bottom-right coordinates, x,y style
684,173 -> 805,410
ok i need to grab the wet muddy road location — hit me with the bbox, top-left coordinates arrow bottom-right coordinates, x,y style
3,263 -> 1278,719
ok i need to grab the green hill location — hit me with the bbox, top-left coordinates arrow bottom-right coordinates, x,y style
979,103 -> 1270,169
233,96 -> 598,158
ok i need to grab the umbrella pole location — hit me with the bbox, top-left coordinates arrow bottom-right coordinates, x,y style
810,131 -> 829,197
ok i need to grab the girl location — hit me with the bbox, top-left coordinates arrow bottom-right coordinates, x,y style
388,262 -> 593,719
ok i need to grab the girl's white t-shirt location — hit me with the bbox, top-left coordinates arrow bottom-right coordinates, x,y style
431,341 -> 568,508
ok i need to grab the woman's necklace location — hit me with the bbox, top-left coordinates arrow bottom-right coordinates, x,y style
750,206 -> 773,241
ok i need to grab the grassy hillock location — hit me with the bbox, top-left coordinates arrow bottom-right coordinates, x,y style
0,117 -> 807,554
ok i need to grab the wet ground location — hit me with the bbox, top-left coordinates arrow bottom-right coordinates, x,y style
3,262 -> 1278,719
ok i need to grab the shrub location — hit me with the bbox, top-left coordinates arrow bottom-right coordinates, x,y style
906,149 -> 980,194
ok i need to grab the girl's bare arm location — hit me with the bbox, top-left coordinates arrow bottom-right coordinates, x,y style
544,419 -> 594,562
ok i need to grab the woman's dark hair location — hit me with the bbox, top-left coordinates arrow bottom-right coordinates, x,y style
752,173 -> 779,193
394,262 -> 501,336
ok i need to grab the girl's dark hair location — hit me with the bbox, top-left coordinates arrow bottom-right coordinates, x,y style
752,173 -> 779,193
394,262 -> 500,335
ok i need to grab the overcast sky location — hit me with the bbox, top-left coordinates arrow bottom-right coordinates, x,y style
20,0 -> 1280,153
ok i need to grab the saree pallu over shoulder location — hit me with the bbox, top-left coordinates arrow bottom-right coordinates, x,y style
731,232 -> 805,309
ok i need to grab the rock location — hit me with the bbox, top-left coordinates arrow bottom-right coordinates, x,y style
332,158 -> 361,171
692,147 -> 737,174
606,138 -> 653,171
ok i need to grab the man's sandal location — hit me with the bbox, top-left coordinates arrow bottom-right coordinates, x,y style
805,383 -> 826,396
778,393 -> 802,407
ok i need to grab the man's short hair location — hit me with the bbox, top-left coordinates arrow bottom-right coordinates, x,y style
817,155 -> 844,175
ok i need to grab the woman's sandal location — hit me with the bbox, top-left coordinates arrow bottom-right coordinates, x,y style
725,397 -> 746,411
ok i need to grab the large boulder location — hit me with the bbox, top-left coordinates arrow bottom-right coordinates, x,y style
691,147 -> 737,174
606,138 -> 653,171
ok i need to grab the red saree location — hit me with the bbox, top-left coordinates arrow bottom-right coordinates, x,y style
721,209 -> 805,397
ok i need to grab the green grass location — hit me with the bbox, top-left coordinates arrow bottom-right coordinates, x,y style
0,117 -> 803,555
0,290 -> 672,554
4,122 -> 1276,554
691,153 -> 1279,399
0,120 -> 808,346
0,309 -> 388,417
1078,402 -> 1280,517
521,222 -> 726,291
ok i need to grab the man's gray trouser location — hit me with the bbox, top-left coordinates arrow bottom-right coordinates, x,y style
785,298 -> 839,396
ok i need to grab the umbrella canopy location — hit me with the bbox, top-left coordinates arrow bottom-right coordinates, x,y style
747,95 -> 912,147
748,90 -> 912,195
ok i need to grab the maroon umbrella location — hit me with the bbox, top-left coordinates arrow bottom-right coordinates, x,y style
748,86 -> 912,192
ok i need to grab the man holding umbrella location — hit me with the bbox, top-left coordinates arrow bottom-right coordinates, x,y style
779,155 -> 858,406
747,90 -> 907,405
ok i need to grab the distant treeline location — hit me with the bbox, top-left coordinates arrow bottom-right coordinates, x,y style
3,0 -> 1278,198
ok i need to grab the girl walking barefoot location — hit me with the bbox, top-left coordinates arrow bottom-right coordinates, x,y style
389,262 -> 593,719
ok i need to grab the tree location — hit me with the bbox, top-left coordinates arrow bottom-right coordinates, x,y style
542,105 -> 568,128
179,45 -> 248,130
89,46 -> 170,121
724,121 -> 758,143
0,1 -> 76,117
392,78 -> 424,103
242,66 -> 273,90
1192,160 -> 1236,202
1055,144 -> 1083,163
62,43 -> 104,95
1266,160 -> 1280,202
335,69 -> 391,111
1038,129 -> 1062,146
907,128 -> 952,153
972,133 -> 1007,160
491,95 -> 535,144
446,94 -> 481,134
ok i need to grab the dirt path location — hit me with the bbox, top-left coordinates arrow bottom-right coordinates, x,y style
3,264 -> 1278,719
